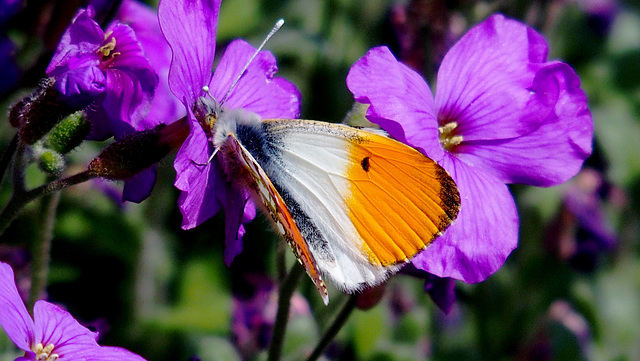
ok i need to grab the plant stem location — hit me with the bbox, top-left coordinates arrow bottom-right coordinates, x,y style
0,134 -> 18,185
306,295 -> 357,361
267,263 -> 305,361
28,190 -> 61,310
0,170 -> 95,235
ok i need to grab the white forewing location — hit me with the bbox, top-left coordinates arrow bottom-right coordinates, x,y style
259,119 -> 398,292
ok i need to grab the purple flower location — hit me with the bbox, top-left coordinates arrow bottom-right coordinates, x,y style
158,0 -> 300,265
47,6 -> 157,139
48,3 -> 180,203
347,14 -> 593,283
0,262 -> 147,361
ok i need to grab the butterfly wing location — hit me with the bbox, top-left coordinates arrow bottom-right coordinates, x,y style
256,119 -> 460,292
219,132 -> 330,304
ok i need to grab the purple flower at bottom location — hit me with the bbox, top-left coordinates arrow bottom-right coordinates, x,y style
158,0 -> 300,265
0,262 -> 147,361
347,14 -> 593,283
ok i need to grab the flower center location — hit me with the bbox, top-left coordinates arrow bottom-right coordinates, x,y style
438,121 -> 463,152
33,343 -> 59,361
97,31 -> 121,66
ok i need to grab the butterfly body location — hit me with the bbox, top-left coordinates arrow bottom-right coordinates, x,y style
203,101 -> 460,304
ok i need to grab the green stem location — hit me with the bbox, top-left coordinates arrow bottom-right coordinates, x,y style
28,190 -> 61,311
276,240 -> 286,282
306,295 -> 357,361
267,263 -> 305,361
0,170 -> 95,235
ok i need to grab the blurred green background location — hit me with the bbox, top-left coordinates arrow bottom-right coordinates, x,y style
2,0 -> 640,360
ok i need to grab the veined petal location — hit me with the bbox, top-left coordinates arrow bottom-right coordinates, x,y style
101,68 -> 153,136
116,0 -> 184,126
347,46 -> 443,161
209,39 -> 301,118
46,7 -> 103,76
456,62 -> 593,186
123,166 -> 158,203
435,14 -> 553,141
174,128 -> 222,229
0,262 -> 34,351
53,66 -> 106,108
33,301 -> 99,357
158,0 -> 220,106
412,155 -> 518,283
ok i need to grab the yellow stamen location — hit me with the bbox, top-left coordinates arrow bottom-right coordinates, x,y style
438,121 -> 463,151
98,35 -> 117,57
33,343 -> 59,361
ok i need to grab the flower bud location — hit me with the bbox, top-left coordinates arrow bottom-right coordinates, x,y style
10,78 -> 75,145
43,111 -> 91,154
88,124 -> 172,180
37,150 -> 66,177
355,283 -> 387,310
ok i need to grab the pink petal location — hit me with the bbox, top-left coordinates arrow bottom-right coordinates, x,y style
33,301 -> 99,357
435,14 -> 553,141
158,0 -> 220,105
412,155 -> 519,283
0,262 -> 34,351
208,39 -> 300,118
175,159 -> 223,230
456,62 -> 593,186
346,46 -> 444,161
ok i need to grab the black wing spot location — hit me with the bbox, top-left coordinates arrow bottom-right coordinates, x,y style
361,157 -> 371,172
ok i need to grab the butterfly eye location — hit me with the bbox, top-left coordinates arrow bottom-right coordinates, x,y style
193,96 -> 219,136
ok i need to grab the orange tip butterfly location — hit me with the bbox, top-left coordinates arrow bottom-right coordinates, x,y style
198,20 -> 460,305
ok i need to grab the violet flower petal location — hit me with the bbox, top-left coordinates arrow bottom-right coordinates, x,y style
346,46 -> 443,161
208,39 -> 300,118
53,65 -> 106,107
0,262 -> 34,351
99,23 -> 158,131
424,274 -> 456,314
175,152 -> 222,229
456,62 -> 593,186
435,14 -> 553,142
46,8 -> 103,76
123,166 -> 158,203
33,301 -> 99,356
412,155 -> 519,283
221,180 -> 250,266
90,346 -> 149,361
116,0 -> 184,127
158,0 -> 219,106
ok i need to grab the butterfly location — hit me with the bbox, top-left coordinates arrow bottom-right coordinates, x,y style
195,94 -> 460,305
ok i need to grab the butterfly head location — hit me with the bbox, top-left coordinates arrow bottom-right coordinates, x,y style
193,86 -> 221,139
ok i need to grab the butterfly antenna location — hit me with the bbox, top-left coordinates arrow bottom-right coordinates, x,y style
219,18 -> 285,107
